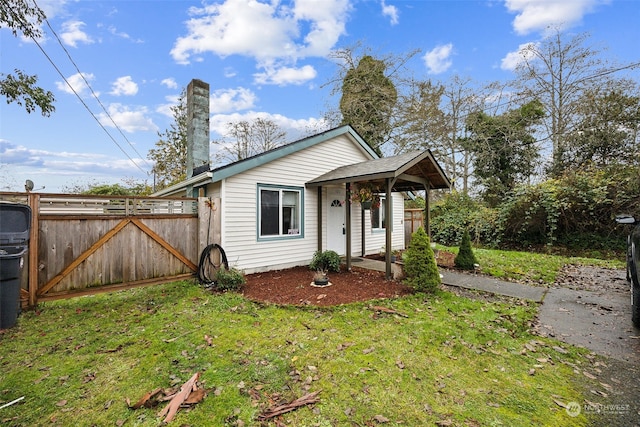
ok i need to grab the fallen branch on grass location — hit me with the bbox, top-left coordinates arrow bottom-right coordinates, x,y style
158,372 -> 201,423
257,391 -> 321,420
129,372 -> 205,423
370,305 -> 408,318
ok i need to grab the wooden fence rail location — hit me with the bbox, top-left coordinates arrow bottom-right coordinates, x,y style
0,193 -> 214,308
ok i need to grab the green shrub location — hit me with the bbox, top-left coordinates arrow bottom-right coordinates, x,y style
454,229 -> 478,270
403,227 -> 441,293
309,250 -> 341,273
430,191 -> 500,247
214,267 -> 246,291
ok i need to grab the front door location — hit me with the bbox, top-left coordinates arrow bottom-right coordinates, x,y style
327,187 -> 345,255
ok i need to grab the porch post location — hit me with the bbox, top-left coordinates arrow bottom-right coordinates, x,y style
317,186 -> 322,252
345,183 -> 352,271
424,181 -> 431,237
361,207 -> 365,256
385,178 -> 393,280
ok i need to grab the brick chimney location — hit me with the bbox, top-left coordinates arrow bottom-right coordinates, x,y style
186,79 -> 210,178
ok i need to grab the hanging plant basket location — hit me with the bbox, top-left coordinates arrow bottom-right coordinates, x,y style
361,200 -> 373,210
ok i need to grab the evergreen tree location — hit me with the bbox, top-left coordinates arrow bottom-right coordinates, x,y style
339,55 -> 397,155
454,229 -> 478,270
403,227 -> 441,293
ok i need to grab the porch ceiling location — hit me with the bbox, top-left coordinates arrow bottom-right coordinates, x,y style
305,150 -> 450,191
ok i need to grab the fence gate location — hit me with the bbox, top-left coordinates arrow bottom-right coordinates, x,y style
0,193 -> 202,307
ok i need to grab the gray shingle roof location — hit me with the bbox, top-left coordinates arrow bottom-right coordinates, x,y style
306,150 -> 450,191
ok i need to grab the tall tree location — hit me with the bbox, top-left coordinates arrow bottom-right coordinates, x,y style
339,55 -> 397,156
148,90 -> 188,190
395,75 -> 498,193
566,80 -> 640,168
510,29 -> 631,176
0,0 -> 55,116
212,118 -> 286,163
466,100 -> 545,205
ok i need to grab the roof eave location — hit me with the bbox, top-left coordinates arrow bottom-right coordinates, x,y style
151,172 -> 213,196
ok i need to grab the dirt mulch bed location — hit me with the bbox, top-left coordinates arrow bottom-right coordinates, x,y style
241,252 -> 457,307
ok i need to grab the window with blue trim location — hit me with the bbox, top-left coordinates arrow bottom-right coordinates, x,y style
258,185 -> 302,238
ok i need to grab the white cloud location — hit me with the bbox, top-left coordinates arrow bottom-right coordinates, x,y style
155,95 -> 182,118
55,72 -> 95,96
254,64 -> 317,86
500,42 -> 540,70
98,103 -> 157,133
210,111 -> 329,140
170,0 -> 350,72
423,43 -> 454,74
0,139 -> 148,192
161,78 -> 178,89
60,20 -> 94,47
381,0 -> 399,25
505,0 -> 606,35
210,87 -> 257,113
110,76 -> 138,96
107,25 -> 144,43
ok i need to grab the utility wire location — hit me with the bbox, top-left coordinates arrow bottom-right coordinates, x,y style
8,1 -> 150,175
38,7 -> 154,171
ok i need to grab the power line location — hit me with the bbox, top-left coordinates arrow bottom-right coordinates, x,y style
8,1 -> 151,175
38,7 -> 154,171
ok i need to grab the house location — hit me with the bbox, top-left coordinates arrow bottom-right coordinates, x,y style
155,80 -> 450,277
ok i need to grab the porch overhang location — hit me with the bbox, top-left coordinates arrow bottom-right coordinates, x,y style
305,149 -> 450,191
306,150 -> 451,280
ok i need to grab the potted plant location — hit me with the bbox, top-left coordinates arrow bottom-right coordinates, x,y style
350,183 -> 380,210
313,269 -> 330,287
309,250 -> 340,287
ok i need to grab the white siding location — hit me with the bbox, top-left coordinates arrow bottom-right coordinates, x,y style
215,135 -> 405,274
359,193 -> 405,257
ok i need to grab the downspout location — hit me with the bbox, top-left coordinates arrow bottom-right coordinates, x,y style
317,186 -> 322,252
345,183 -> 352,271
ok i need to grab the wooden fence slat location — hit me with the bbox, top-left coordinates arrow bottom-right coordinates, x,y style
131,218 -> 198,272
37,218 -> 132,297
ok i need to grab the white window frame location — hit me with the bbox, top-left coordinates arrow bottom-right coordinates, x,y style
371,195 -> 386,231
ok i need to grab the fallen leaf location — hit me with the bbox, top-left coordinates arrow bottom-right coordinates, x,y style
129,388 -> 163,409
373,414 -> 390,423
56,400 -> 67,407
204,335 -> 214,346
362,347 -> 375,354
396,360 -> 405,369
184,388 -> 206,405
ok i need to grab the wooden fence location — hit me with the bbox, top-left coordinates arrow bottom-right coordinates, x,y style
404,208 -> 425,245
0,193 -> 217,308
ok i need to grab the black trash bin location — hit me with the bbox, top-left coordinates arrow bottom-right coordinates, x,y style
0,202 -> 31,329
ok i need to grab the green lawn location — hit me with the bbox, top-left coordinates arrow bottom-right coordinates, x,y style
0,275 -> 603,426
442,245 -> 624,285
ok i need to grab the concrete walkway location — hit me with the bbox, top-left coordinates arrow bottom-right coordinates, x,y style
352,257 -> 547,302
354,257 -> 640,364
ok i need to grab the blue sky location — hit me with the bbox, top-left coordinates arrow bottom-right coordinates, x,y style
1,0 -> 639,192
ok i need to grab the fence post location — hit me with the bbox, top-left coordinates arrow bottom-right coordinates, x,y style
28,193 -> 39,307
